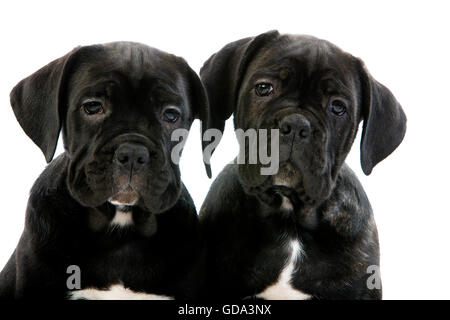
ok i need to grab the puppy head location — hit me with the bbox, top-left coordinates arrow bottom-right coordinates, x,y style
200,31 -> 406,205
10,42 -> 209,213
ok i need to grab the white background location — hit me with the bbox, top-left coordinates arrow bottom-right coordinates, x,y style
0,0 -> 449,299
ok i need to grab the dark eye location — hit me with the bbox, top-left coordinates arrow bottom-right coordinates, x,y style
328,100 -> 347,116
82,101 -> 104,115
255,82 -> 274,97
162,107 -> 181,123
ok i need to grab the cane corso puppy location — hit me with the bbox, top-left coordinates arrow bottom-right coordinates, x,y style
0,42 -> 209,299
199,31 -> 406,299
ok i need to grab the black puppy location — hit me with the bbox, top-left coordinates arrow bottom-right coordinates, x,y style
199,31 -> 406,299
0,42 -> 209,299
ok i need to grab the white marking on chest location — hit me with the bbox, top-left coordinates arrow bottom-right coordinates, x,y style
108,202 -> 134,227
111,210 -> 133,226
256,240 -> 311,300
68,284 -> 173,300
281,196 -> 294,211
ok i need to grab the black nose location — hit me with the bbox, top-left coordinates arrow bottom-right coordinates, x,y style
280,114 -> 311,139
114,143 -> 150,173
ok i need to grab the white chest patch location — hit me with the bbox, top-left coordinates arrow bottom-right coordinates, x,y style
68,284 -> 173,300
111,209 -> 133,227
256,240 -> 311,300
281,196 -> 294,211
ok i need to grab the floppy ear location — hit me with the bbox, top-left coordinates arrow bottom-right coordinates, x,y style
10,47 -> 81,163
358,60 -> 407,175
199,30 -> 280,175
183,62 -> 212,177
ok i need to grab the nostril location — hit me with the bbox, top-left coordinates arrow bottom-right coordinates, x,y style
136,155 -> 148,165
135,148 -> 149,166
118,154 -> 129,164
299,126 -> 311,138
280,123 -> 292,135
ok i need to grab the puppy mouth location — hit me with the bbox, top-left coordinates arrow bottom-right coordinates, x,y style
109,185 -> 140,206
267,165 -> 316,206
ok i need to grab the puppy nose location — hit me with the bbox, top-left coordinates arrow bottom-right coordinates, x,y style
114,143 -> 149,173
280,114 -> 311,139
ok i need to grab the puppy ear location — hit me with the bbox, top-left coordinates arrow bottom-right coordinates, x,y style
358,60 -> 407,175
183,62 -> 212,177
199,30 -> 280,171
10,47 -> 81,163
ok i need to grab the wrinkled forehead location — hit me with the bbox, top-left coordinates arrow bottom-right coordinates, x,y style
68,43 -> 184,95
248,35 -> 358,87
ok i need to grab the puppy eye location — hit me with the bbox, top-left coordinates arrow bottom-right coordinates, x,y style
82,101 -> 104,115
162,107 -> 181,123
255,82 -> 274,97
328,100 -> 347,116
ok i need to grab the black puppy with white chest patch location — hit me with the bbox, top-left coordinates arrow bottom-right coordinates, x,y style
0,42 -> 209,299
199,31 -> 406,299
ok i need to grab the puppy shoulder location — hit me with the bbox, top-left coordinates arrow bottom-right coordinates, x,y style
338,164 -> 372,212
199,163 -> 247,221
176,182 -> 198,217
24,153 -> 77,249
319,163 -> 373,237
165,182 -> 200,236
29,153 -> 70,201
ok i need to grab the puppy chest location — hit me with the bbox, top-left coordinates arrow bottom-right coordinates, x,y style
87,204 -> 158,237
111,209 -> 133,226
68,284 -> 174,300
66,250 -> 173,300
256,240 -> 311,300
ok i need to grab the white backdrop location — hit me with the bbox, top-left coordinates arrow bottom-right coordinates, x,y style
0,0 -> 449,299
